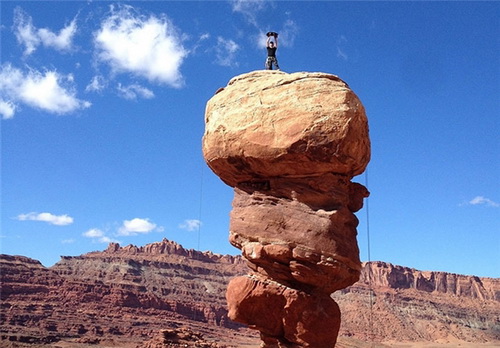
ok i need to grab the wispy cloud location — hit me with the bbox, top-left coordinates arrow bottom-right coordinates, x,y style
16,212 -> 74,226
279,19 -> 299,48
190,33 -> 211,55
249,16 -> 299,50
466,196 -> 500,208
0,99 -> 16,120
179,219 -> 202,232
336,35 -> 348,61
0,63 -> 91,117
116,83 -> 154,100
337,47 -> 348,61
117,218 -> 164,236
61,238 -> 75,244
94,4 -> 187,87
85,75 -> 107,93
214,37 -> 240,67
82,228 -> 120,244
230,0 -> 268,27
13,6 -> 77,56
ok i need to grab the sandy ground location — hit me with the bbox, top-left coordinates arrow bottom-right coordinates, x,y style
234,341 -> 500,348
385,344 -> 499,348
3,337 -> 498,348
4,342 -> 498,348
380,344 -> 499,348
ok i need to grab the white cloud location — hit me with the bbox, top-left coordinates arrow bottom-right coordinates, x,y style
61,238 -> 76,244
279,19 -> 299,48
336,35 -> 348,61
13,7 -> 77,55
117,218 -> 163,236
83,228 -> 120,243
98,236 -> 119,243
0,99 -> 16,119
13,7 -> 38,55
37,19 -> 77,51
214,37 -> 240,67
190,33 -> 211,55
255,30 -> 269,49
85,75 -> 106,93
253,19 -> 299,49
179,219 -> 202,232
116,83 -> 154,100
231,0 -> 268,27
83,228 -> 105,238
16,212 -> 74,226
0,63 -> 91,116
337,47 -> 348,61
19,71 -> 82,112
94,5 -> 187,87
252,20 -> 299,50
468,196 -> 500,208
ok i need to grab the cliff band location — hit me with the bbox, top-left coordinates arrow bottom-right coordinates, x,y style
1,242 -> 499,346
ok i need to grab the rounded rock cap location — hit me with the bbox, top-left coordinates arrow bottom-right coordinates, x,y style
203,71 -> 370,187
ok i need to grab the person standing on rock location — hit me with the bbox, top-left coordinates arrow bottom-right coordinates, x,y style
265,32 -> 280,70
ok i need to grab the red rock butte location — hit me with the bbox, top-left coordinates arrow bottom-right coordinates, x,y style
203,70 -> 371,347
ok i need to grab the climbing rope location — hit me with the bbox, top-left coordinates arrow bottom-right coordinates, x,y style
197,160 -> 204,253
192,159 -> 205,324
365,169 -> 375,344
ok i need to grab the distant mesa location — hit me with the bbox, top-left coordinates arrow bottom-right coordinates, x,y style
96,238 -> 241,264
1,238 -> 499,347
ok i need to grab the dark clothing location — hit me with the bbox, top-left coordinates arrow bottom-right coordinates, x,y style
266,45 -> 279,70
267,46 -> 277,57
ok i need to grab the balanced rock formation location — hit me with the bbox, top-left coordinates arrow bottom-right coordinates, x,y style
203,71 -> 371,347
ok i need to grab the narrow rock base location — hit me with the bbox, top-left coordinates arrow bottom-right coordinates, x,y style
227,275 -> 340,348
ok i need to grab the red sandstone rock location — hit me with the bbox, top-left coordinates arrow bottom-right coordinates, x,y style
203,71 -> 371,347
203,71 -> 370,187
227,275 -> 341,347
0,240 -> 250,347
141,327 -> 227,347
0,245 -> 499,346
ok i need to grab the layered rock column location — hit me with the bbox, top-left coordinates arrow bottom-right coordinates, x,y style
202,71 -> 370,347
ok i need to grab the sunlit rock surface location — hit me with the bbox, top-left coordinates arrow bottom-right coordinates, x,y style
203,70 -> 371,347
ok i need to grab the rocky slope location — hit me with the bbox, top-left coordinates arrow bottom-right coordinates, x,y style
0,239 -> 253,348
333,262 -> 500,343
1,239 -> 499,347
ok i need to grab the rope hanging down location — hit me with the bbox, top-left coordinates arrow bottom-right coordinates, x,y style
365,169 -> 374,342
197,162 -> 204,252
193,161 -> 205,324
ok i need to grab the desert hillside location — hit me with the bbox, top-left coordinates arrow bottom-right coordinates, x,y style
1,238 -> 499,347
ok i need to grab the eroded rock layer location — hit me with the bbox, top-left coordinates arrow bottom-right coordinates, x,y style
203,71 -> 371,347
1,247 -> 499,347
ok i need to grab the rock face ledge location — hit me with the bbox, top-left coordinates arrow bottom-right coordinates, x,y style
203,70 -> 371,347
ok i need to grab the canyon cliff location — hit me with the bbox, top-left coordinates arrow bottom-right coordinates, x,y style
1,239 -> 499,347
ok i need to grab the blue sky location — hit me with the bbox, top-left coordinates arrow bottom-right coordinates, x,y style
1,1 -> 498,278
